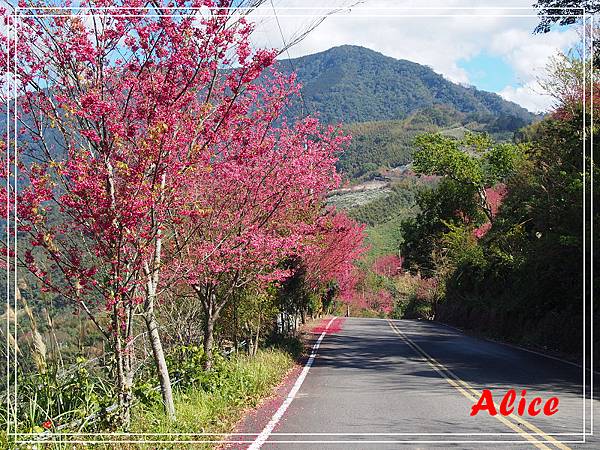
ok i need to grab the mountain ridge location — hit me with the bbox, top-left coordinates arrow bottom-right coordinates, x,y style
276,45 -> 535,126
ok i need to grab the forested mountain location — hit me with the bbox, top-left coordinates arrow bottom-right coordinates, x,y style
276,45 -> 536,180
278,45 -> 535,125
337,105 -> 521,179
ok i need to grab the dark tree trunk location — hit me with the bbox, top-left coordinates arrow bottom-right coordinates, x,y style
196,285 -> 228,371
203,310 -> 216,370
233,294 -> 238,352
115,335 -> 133,429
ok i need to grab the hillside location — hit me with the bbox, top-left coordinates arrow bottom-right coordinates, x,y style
278,45 -> 535,126
337,104 -> 522,179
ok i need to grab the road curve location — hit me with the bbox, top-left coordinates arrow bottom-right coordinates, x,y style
243,317 -> 597,449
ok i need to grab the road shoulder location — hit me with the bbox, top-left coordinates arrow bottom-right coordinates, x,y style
221,316 -> 332,449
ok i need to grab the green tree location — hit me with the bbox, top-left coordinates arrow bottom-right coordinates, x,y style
412,132 -> 523,222
401,179 -> 480,275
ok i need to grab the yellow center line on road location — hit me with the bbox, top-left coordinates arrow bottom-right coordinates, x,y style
386,319 -> 570,450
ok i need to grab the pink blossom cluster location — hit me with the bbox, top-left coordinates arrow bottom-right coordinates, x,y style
0,1 -> 364,331
372,254 -> 404,277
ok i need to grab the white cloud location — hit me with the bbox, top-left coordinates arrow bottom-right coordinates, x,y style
499,81 -> 556,112
248,0 -> 582,112
488,27 -> 579,81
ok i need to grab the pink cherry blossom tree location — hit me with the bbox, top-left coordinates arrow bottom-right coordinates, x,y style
164,73 -> 350,369
373,254 -> 404,277
301,209 -> 367,301
0,0 -> 295,424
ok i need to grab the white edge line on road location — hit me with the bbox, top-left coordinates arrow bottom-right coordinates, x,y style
248,317 -> 337,450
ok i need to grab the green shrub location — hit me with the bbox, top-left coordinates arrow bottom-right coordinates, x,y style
2,357 -> 114,433
266,334 -> 304,359
131,348 -> 295,445
165,345 -> 232,393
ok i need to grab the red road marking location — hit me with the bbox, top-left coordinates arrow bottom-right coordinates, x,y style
313,317 -> 345,334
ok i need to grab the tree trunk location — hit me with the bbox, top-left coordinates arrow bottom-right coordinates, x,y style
144,311 -> 176,420
107,162 -> 134,428
144,250 -> 176,420
115,341 -> 132,428
195,286 -> 224,371
141,169 -> 176,420
114,309 -> 134,429
203,310 -> 215,370
248,327 -> 254,356
253,313 -> 261,357
478,187 -> 494,222
233,294 -> 238,352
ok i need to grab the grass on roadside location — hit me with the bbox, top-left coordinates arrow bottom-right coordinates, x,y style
127,348 -> 295,448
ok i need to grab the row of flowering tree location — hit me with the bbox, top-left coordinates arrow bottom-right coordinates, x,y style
0,0 -> 366,427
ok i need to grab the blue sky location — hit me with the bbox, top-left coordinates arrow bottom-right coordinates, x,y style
458,53 -> 516,92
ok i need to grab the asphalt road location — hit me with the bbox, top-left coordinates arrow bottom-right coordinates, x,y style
251,317 -> 597,449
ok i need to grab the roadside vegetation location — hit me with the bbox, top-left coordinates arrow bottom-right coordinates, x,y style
341,23 -> 597,361
0,0 -> 597,445
397,28 -> 597,357
131,347 -> 296,441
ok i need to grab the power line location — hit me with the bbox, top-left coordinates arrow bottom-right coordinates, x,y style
270,0 -> 311,118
